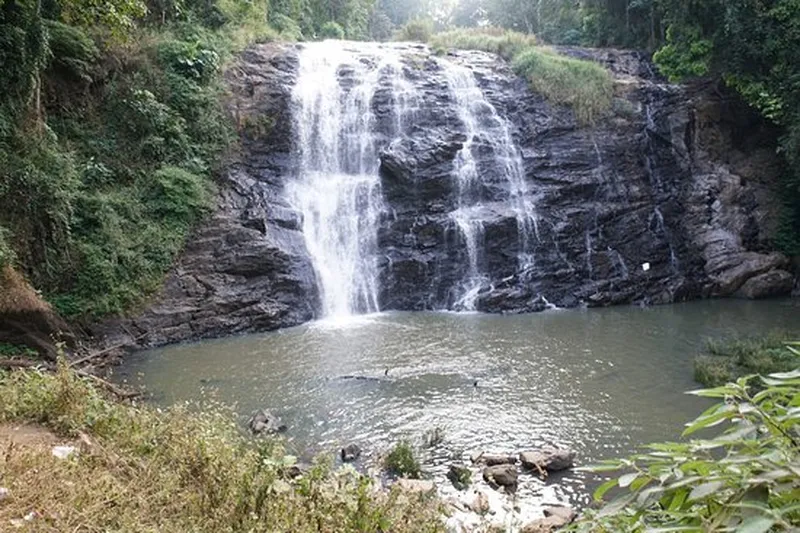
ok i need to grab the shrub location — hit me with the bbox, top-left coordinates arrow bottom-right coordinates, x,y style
319,21 -> 345,40
44,20 -> 99,84
144,165 -> 212,224
270,13 -> 304,41
0,224 -> 16,267
512,47 -> 613,124
0,366 -> 446,532
384,440 -> 422,479
571,366 -> 800,531
395,18 -> 434,42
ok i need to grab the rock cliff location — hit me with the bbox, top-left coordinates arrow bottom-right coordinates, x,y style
95,42 -> 793,348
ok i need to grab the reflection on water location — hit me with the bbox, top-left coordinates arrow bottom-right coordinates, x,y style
115,299 -> 800,509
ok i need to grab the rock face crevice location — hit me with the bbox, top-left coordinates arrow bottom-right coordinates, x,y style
97,42 -> 793,348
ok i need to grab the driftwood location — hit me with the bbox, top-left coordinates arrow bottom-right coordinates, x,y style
0,358 -> 141,399
68,333 -> 147,369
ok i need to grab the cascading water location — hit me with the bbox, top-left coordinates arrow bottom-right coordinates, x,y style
288,42 -> 417,318
440,61 -> 538,310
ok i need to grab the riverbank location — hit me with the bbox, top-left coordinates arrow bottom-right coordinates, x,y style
0,364 -> 445,532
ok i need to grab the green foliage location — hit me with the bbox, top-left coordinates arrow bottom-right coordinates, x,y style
44,20 -> 98,83
0,343 -> 37,357
270,13 -> 305,40
384,440 -> 422,479
652,25 -> 712,82
395,17 -> 434,42
59,0 -> 147,39
695,334 -> 800,387
571,366 -> 800,532
320,20 -> 346,40
0,225 -> 17,268
0,366 -> 446,531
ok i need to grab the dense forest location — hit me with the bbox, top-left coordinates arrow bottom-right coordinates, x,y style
1,0 -> 798,321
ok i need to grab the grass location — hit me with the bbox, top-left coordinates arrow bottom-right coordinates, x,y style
429,27 -> 538,61
694,332 -> 800,386
0,364 -> 445,532
383,440 -> 422,479
428,27 -> 613,124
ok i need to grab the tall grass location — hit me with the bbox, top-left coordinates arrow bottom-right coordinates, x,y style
429,27 -> 538,61
428,28 -> 613,124
694,332 -> 800,386
0,366 -> 445,532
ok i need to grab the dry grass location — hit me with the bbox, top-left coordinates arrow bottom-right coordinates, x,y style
0,365 -> 445,532
0,266 -> 51,314
429,27 -> 538,61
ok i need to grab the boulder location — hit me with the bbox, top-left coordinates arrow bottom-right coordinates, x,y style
447,464 -> 472,490
395,478 -> 436,494
340,443 -> 362,462
521,506 -> 577,532
519,448 -> 575,473
734,269 -> 794,299
467,490 -> 490,514
482,464 -> 518,491
479,453 -> 518,466
247,409 -> 287,435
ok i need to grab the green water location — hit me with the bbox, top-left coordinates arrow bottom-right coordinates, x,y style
116,298 -> 800,509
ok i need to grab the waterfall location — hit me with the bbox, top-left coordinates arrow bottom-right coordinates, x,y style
288,42 -> 417,318
440,61 -> 537,310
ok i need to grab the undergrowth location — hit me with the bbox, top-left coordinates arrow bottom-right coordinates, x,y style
0,1 -> 287,320
427,27 -> 613,124
0,365 -> 445,532
570,366 -> 800,531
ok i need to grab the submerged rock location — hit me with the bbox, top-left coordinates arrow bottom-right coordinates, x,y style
247,409 -> 287,435
477,453 -> 518,466
519,448 -> 575,473
447,464 -> 472,490
341,443 -> 362,462
482,464 -> 518,491
734,269 -> 794,299
521,506 -> 577,532
394,478 -> 436,494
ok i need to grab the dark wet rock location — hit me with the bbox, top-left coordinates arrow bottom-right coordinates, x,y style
476,453 -> 518,466
519,448 -> 575,472
482,464 -> 518,491
341,443 -> 362,462
447,464 -> 472,490
734,269 -> 794,299
521,506 -> 577,533
248,409 -> 287,435
93,43 -> 792,349
91,44 -> 318,350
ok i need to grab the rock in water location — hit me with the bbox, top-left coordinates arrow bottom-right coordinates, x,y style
340,443 -> 362,462
247,409 -> 287,435
521,506 -> 577,532
519,448 -> 575,472
482,464 -> 518,492
447,464 -> 472,490
395,478 -> 436,494
479,453 -> 518,466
